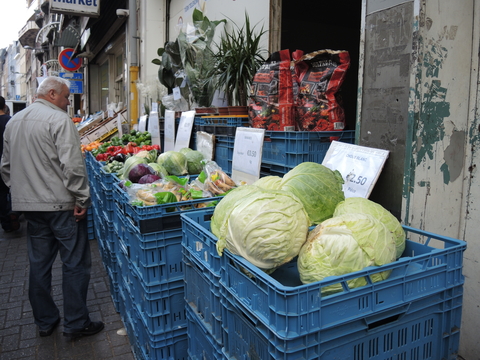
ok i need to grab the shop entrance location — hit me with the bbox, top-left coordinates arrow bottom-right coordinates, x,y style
280,1 -> 362,131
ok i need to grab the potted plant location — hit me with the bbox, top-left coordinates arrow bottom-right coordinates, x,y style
177,9 -> 226,111
210,13 -> 268,112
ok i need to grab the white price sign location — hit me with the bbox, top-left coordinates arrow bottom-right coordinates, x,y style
174,110 -> 195,151
138,115 -> 148,133
322,141 -> 389,198
231,128 -> 265,184
164,110 -> 176,152
147,112 -> 161,147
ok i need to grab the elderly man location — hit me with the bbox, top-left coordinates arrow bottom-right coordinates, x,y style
0,76 -> 104,339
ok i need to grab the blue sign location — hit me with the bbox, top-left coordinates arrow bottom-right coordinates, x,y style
69,80 -> 84,94
59,72 -> 83,80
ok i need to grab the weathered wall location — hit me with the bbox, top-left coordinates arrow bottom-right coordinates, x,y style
360,2 -> 414,219
362,0 -> 477,357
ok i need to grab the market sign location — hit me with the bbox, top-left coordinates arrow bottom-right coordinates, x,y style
49,0 -> 100,18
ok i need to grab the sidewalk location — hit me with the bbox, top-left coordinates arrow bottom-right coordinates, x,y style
0,216 -> 136,360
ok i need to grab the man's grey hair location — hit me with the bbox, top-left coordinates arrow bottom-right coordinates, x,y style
37,76 -> 71,96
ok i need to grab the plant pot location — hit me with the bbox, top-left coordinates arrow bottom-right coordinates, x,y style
228,106 -> 248,116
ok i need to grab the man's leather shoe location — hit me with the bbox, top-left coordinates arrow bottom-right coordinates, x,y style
39,317 -> 61,337
63,321 -> 104,339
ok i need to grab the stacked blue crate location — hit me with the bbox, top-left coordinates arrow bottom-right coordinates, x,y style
109,173 -> 220,360
214,129 -> 356,175
181,208 -> 466,360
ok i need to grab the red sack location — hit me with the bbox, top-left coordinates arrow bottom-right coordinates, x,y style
294,50 -> 350,131
248,49 -> 299,131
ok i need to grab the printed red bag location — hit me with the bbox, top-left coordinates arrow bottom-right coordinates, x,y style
294,49 -> 350,131
248,49 -> 298,131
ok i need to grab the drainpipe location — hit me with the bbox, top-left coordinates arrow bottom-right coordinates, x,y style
129,0 -> 139,125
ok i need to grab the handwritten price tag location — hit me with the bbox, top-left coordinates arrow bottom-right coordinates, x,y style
174,110 -> 195,151
232,128 -> 265,184
322,141 -> 389,198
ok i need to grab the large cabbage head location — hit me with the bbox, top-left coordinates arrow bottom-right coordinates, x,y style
157,151 -> 188,175
211,185 -> 261,241
280,162 -> 345,225
215,188 -> 309,273
297,213 -> 396,295
334,197 -> 406,259
252,176 -> 283,190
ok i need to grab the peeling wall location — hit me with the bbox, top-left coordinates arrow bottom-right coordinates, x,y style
362,0 -> 477,356
360,2 -> 414,219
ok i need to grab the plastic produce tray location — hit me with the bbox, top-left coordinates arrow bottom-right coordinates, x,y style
180,209 -> 466,340
220,287 -> 463,360
113,181 -> 220,234
183,257 -> 223,345
186,305 -> 224,360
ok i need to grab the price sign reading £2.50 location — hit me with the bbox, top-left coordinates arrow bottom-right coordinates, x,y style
322,141 -> 389,198
231,127 -> 265,185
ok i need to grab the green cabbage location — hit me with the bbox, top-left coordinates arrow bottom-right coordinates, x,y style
297,213 -> 397,295
179,147 -> 193,155
280,162 -> 345,225
215,187 -> 309,273
184,150 -> 205,174
252,176 -> 283,190
157,151 -> 188,175
334,197 -> 406,259
211,185 -> 261,242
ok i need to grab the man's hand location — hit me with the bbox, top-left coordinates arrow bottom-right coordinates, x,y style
74,205 -> 88,222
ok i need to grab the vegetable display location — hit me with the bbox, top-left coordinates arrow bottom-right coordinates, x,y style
280,162 -> 345,225
214,187 -> 309,273
297,212 -> 397,295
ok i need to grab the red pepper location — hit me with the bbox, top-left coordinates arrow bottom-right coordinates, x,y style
96,153 -> 109,161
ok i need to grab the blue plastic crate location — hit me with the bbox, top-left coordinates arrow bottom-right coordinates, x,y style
221,287 -> 463,360
125,220 -> 183,267
129,305 -> 188,359
186,305 -> 224,360
180,209 -> 466,340
113,181 -> 220,234
214,130 -> 355,176
181,208 -> 221,278
195,115 -> 249,126
214,137 -> 235,174
134,278 -> 185,318
183,257 -> 223,345
87,207 -> 95,240
134,294 -> 188,336
261,130 -> 355,167
136,332 -> 188,360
